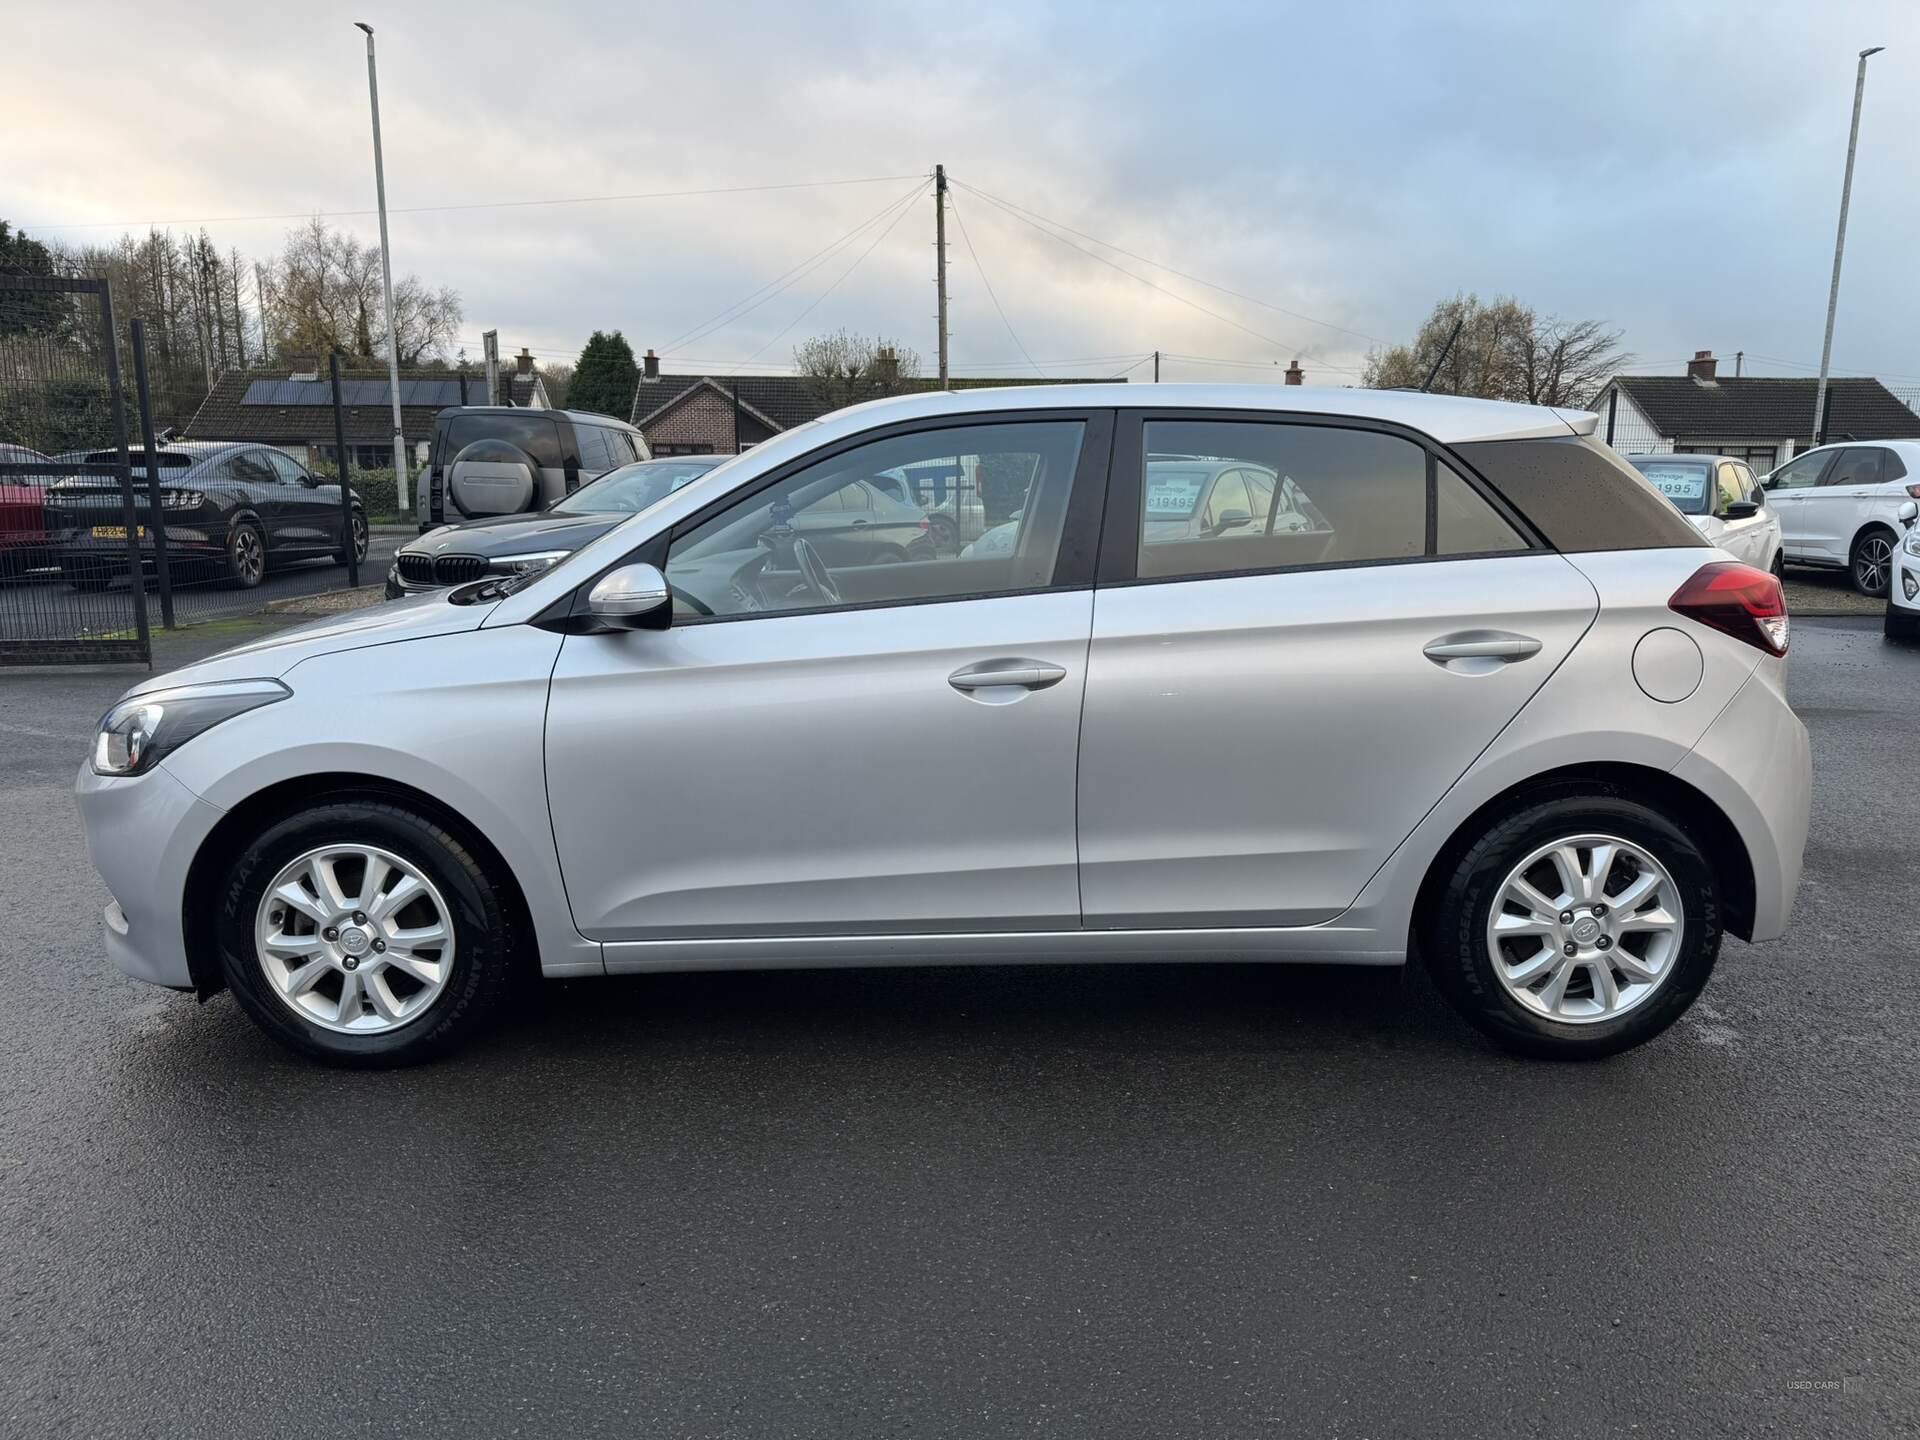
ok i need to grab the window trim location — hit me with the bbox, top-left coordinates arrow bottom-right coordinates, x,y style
546,409 -> 1115,630
1095,408 -> 1544,589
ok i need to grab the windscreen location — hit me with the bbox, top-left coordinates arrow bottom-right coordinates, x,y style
1630,457 -> 1713,515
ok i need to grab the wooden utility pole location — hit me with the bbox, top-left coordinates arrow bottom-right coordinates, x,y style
1153,350 -> 1160,382
934,165 -> 950,385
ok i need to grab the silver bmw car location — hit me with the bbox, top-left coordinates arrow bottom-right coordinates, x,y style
77,385 -> 1811,1066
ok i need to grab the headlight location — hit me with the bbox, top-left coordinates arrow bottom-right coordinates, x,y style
91,678 -> 289,777
488,550 -> 570,575
1904,529 -> 1920,556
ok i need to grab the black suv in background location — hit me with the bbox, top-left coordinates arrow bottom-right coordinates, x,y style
419,407 -> 651,531
44,441 -> 367,590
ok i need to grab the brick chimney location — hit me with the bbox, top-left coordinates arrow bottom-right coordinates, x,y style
874,345 -> 900,384
1686,350 -> 1717,381
517,347 -> 534,375
642,348 -> 660,381
1284,359 -> 1304,386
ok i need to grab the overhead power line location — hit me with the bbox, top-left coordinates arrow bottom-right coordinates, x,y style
25,174 -> 929,232
728,187 -> 924,372
945,190 -> 1042,379
951,179 -> 1363,375
663,179 -> 928,355
947,176 -> 1390,349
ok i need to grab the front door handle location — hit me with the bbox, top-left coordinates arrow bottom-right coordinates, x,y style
1423,631 -> 1543,672
949,659 -> 1068,692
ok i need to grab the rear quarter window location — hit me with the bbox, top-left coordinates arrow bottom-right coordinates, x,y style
1453,436 -> 1707,553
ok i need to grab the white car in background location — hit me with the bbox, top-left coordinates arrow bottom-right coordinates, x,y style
1628,455 -> 1782,575
1760,439 -> 1920,596
1886,499 -> 1920,642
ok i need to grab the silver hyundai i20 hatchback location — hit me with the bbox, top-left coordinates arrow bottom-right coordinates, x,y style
77,386 -> 1812,1067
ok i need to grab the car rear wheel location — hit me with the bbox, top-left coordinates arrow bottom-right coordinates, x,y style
1424,792 -> 1720,1059
336,508 -> 368,566
1851,526 -> 1895,597
218,799 -> 518,1066
224,520 -> 266,588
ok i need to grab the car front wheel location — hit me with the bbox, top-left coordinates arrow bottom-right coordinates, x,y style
218,799 -> 518,1066
1424,792 -> 1720,1059
336,508 -> 369,566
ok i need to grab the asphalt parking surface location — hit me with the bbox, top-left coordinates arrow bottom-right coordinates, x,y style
2,617 -> 1916,1438
1,531 -> 404,633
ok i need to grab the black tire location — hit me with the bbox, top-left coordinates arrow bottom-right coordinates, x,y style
224,519 -> 266,589
1769,549 -> 1784,579
1423,791 -> 1721,1059
336,507 -> 369,566
1887,605 -> 1920,642
218,800 -> 518,1067
1850,526 -> 1896,598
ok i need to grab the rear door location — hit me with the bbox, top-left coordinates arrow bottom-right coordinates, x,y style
1076,413 -> 1598,929
1800,446 -> 1883,563
224,449 -> 288,547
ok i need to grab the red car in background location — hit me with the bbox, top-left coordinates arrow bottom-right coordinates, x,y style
0,443 -> 53,578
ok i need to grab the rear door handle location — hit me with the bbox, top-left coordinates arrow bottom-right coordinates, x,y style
1423,631 -> 1543,668
949,659 -> 1068,692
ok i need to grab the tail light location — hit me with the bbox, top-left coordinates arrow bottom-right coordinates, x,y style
1669,561 -> 1789,655
1905,483 -> 1920,500
916,517 -> 930,533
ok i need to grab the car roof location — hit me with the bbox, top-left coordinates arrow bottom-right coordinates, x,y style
434,405 -> 644,432
817,383 -> 1591,446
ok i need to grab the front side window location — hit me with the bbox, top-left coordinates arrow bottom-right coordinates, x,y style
265,451 -> 309,486
665,421 -> 1085,619
1716,463 -> 1747,513
1769,450 -> 1832,490
1138,421 -> 1485,580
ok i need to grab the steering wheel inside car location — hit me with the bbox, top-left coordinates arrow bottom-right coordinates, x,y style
792,537 -> 842,606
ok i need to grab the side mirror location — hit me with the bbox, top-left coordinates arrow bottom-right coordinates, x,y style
587,563 -> 671,630
1723,500 -> 1760,520
1211,508 -> 1252,535
1749,486 -> 1767,506
1898,499 -> 1919,530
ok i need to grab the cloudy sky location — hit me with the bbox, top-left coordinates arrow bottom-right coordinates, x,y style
9,0 -> 1919,388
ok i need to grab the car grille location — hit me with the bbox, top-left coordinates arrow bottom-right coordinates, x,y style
433,554 -> 487,585
396,553 -> 436,585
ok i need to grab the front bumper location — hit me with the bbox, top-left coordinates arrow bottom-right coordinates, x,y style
1671,664 -> 1812,943
75,761 -> 226,989
1891,542 -> 1920,613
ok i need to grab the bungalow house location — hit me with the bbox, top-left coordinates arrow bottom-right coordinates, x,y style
627,348 -> 1122,455
184,349 -> 550,470
1589,350 -> 1920,474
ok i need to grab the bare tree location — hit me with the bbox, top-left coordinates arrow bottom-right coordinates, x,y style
1365,293 -> 1627,407
265,217 -> 461,365
793,330 -> 923,411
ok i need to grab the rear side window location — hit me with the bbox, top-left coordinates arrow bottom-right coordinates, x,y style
1435,462 -> 1528,554
577,426 -> 612,471
1137,421 -> 1427,580
1454,436 -> 1707,553
1820,447 -> 1882,487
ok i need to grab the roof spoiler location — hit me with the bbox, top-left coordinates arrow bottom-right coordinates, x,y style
1554,408 -> 1600,437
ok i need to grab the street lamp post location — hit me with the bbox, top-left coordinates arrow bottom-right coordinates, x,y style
355,21 -> 410,514
1812,44 -> 1885,446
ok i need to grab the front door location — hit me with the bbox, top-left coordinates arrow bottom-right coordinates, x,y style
1077,415 -> 1599,929
544,414 -> 1108,943
265,450 -> 338,552
1764,448 -> 1835,560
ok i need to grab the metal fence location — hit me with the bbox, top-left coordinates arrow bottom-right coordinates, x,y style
0,275 -> 150,665
3,280 -> 378,664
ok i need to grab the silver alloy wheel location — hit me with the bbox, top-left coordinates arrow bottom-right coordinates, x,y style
1484,833 -> 1685,1024
232,526 -> 265,585
351,512 -> 368,561
1854,533 -> 1892,595
253,844 -> 456,1035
